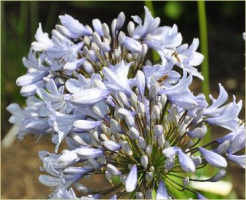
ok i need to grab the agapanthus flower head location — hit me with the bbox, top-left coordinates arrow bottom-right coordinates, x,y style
7,6 -> 245,199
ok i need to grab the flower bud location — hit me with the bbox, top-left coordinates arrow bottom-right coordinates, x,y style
118,92 -> 130,107
122,141 -> 133,155
158,135 -> 165,148
160,94 -> 167,106
74,183 -> 89,193
88,158 -> 100,169
92,105 -> 104,118
145,172 -> 153,182
146,145 -> 152,157
83,61 -> 94,74
141,44 -> 148,57
154,125 -> 163,138
210,169 -> 226,182
129,127 -> 140,139
183,177 -> 189,188
87,50 -> 98,62
130,92 -> 138,107
116,12 -> 125,30
149,84 -> 158,100
107,164 -> 121,176
105,171 -> 112,182
137,102 -> 145,116
102,23 -> 110,38
215,140 -> 230,154
127,21 -> 135,37
153,105 -> 161,120
110,119 -> 122,134
141,155 -> 148,169
136,192 -> 144,199
145,189 -> 152,199
138,136 -> 147,149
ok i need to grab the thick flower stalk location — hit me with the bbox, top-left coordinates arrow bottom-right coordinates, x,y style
7,7 -> 245,199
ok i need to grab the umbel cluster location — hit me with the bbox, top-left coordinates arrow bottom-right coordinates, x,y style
7,6 -> 245,199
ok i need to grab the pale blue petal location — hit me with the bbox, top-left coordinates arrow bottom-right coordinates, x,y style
123,36 -> 142,53
199,147 -> 227,168
156,180 -> 168,199
59,14 -> 91,37
76,148 -> 103,160
92,19 -> 103,36
227,154 -> 245,169
135,70 -> 145,96
125,165 -> 137,192
71,88 -> 109,106
162,147 -> 179,158
20,80 -> 45,97
103,141 -> 121,151
178,150 -> 196,172
73,120 -> 101,130
16,71 -> 48,87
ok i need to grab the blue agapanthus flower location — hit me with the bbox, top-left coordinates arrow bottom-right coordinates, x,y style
7,6 -> 245,199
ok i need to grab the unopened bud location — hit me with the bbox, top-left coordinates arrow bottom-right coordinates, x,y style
87,50 -> 98,62
146,145 -> 152,157
110,119 -> 122,134
88,158 -> 100,169
74,183 -> 89,193
146,172 -> 153,182
118,92 -> 130,107
141,155 -> 148,169
191,156 -> 202,167
125,115 -> 135,128
138,136 -> 146,149
102,23 -> 110,38
130,92 -> 138,107
107,164 -> 121,176
99,134 -> 109,141
149,166 -> 155,172
122,141 -> 133,155
127,21 -> 135,37
105,171 -> 112,182
215,140 -> 230,154
179,123 -> 188,136
154,125 -> 163,138
164,156 -> 175,170
153,105 -> 161,120
183,177 -> 189,188
83,61 -> 94,74
136,192 -> 144,199
158,135 -> 165,148
160,94 -> 167,106
116,12 -> 125,30
210,169 -> 226,182
145,189 -> 152,199
149,84 -> 158,100
141,44 -> 148,57
129,127 -> 140,139
92,105 -> 104,118
137,102 -> 145,116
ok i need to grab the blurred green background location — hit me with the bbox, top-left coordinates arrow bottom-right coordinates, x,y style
1,1 -> 245,199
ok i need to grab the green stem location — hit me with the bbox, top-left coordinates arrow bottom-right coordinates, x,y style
197,1 -> 211,144
198,1 -> 210,102
30,1 -> 39,38
197,1 -> 212,175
